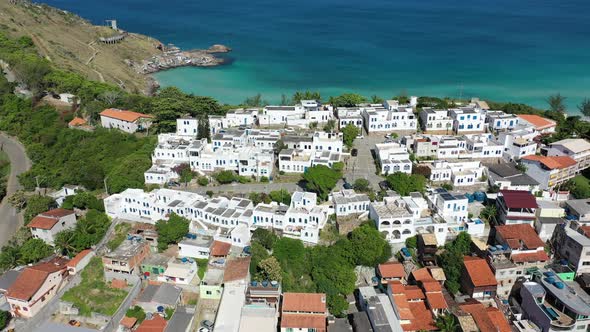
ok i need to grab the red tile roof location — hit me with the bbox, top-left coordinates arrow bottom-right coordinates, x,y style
581,226 -> 590,238
68,117 -> 87,127
511,251 -> 550,263
120,316 -> 138,329
378,262 -> 405,279
100,108 -> 154,123
282,293 -> 327,313
421,281 -> 442,292
223,257 -> 250,283
517,114 -> 556,130
401,301 -> 437,331
425,292 -> 447,310
6,257 -> 69,301
499,190 -> 538,209
460,300 -> 511,332
411,268 -> 434,282
210,241 -> 231,256
28,208 -> 75,230
463,256 -> 497,287
280,314 -> 326,329
495,224 -> 546,249
67,249 -> 93,268
135,315 -> 167,332
522,155 -> 577,170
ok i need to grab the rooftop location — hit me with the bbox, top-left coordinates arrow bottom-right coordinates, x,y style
137,283 -> 182,306
164,306 -> 194,332
105,239 -> 148,261
499,190 -> 538,209
495,224 -> 546,249
100,108 -> 154,122
210,240 -> 231,256
459,299 -> 511,332
282,292 -> 327,313
517,114 -> 556,130
378,262 -> 405,279
463,256 -> 497,287
223,257 -> 251,283
522,155 -> 577,170
6,257 -> 69,301
550,138 -> 590,153
28,208 -> 75,230
565,198 -> 590,216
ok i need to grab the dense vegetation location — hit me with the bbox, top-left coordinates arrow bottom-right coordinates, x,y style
437,232 -> 472,295
249,224 -> 390,316
54,209 -> 111,256
155,213 -> 190,251
302,164 -> 344,201
386,172 -> 427,196
0,152 -> 9,201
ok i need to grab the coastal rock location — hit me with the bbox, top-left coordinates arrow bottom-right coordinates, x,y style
207,44 -> 231,53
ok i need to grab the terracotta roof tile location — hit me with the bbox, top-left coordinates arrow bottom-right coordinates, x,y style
67,249 -> 93,268
499,190 -> 538,209
425,292 -> 447,309
120,316 -> 137,329
282,293 -> 327,313
6,257 -> 69,301
223,257 -> 250,283
100,108 -> 154,123
401,301 -> 437,331
463,256 -> 497,287
68,117 -> 87,126
378,262 -> 405,279
459,300 -> 510,332
135,315 -> 167,332
495,224 -> 546,249
522,155 -> 577,170
280,313 -> 326,329
28,208 -> 75,230
517,114 -> 556,130
421,281 -> 442,292
511,251 -> 550,263
210,241 -> 231,256
411,267 -> 434,282
403,285 -> 426,300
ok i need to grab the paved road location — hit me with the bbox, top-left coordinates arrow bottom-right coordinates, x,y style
343,135 -> 385,189
0,133 -> 32,247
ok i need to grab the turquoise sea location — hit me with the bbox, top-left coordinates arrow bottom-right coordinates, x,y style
43,0 -> 590,110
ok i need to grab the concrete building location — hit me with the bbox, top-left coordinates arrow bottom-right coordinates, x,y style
100,108 -> 154,133
449,107 -> 486,134
158,260 -> 198,285
177,236 -> 213,259
6,257 -> 69,318
357,286 -> 401,331
564,199 -> 590,223
521,155 -> 578,190
496,190 -> 538,225
136,282 -> 182,313
426,160 -> 485,187
487,162 -> 540,192
518,271 -> 590,332
457,299 -> 512,332
102,239 -> 150,280
460,256 -> 498,301
28,208 -> 76,245
486,111 -> 519,131
545,138 -> 590,173
488,224 -> 550,298
551,221 -> 590,276
534,200 -> 565,242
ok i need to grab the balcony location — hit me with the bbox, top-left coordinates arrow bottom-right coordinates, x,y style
541,301 -> 575,331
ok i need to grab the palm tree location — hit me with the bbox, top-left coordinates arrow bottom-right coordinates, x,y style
435,314 -> 459,332
546,93 -> 567,113
578,98 -> 590,117
479,205 -> 498,225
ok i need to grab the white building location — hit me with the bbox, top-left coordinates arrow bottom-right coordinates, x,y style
336,107 -> 364,131
331,189 -> 370,217
449,107 -> 486,134
28,208 -> 76,245
105,188 -> 329,245
426,160 -> 485,187
258,101 -> 333,128
375,142 -> 412,175
427,188 -> 469,224
176,116 -> 199,136
362,101 -> 417,134
99,108 -> 154,133
158,260 -> 198,285
419,108 -> 454,134
486,111 -> 519,131
278,132 -> 344,173
178,236 -> 213,259
496,127 -> 538,161
516,114 -> 557,135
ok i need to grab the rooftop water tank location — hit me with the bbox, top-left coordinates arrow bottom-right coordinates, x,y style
251,280 -> 258,287
554,282 -> 565,289
262,280 -> 269,287
474,191 -> 486,202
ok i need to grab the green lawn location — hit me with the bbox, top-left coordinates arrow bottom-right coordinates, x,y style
107,222 -> 132,251
61,257 -> 127,316
571,175 -> 590,199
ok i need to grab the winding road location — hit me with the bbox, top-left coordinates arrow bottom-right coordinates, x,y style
0,133 -> 31,247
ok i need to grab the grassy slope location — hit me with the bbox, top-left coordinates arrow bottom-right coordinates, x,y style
0,1 -> 161,93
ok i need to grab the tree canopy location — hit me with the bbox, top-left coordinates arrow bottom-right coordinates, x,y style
55,209 -> 111,256
302,165 -> 342,201
438,232 -> 471,294
155,213 -> 190,251
386,172 -> 427,196
329,93 -> 367,107
342,124 -> 359,148
546,93 -> 567,113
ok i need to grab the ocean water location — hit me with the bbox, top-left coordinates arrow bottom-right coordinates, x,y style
43,0 -> 590,110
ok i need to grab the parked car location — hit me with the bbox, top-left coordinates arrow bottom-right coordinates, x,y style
351,148 -> 358,157
379,180 -> 389,191
343,182 -> 353,190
